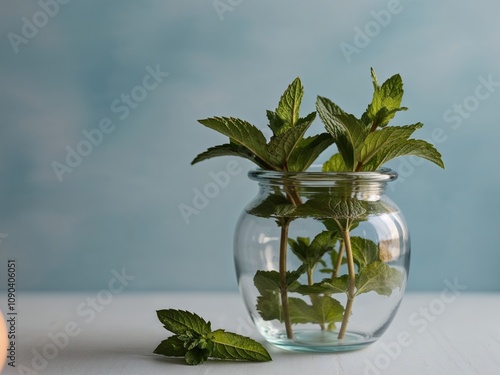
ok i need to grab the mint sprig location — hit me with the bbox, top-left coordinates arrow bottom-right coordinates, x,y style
154,309 -> 272,365
192,77 -> 333,172
320,68 -> 445,172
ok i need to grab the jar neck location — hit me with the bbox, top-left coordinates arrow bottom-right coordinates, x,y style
249,169 -> 397,201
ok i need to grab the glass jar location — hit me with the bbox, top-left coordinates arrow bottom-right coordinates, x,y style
234,168 -> 410,352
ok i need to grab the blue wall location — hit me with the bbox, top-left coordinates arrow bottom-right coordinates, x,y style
1,0 -> 499,291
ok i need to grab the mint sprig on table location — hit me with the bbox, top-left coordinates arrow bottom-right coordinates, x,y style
154,309 -> 272,365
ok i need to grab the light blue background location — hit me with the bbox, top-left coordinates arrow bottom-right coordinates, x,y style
0,0 -> 499,292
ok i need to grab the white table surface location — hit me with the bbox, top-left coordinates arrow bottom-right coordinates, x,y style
2,292 -> 500,375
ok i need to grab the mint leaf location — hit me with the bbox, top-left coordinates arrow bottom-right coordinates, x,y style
294,283 -> 331,295
267,113 -> 315,169
310,295 -> 344,325
286,296 -> 344,326
254,270 -> 302,322
363,139 -> 445,170
306,231 -> 337,266
275,77 -> 304,130
289,231 -> 336,271
211,330 -> 272,362
247,193 -> 296,218
288,133 -> 334,172
153,336 -> 188,357
316,96 -> 367,170
156,309 -> 211,336
288,236 -> 310,263
322,153 -> 349,172
295,275 -> 349,295
295,198 -> 367,221
363,69 -> 407,127
253,270 -> 301,294
355,261 -> 404,296
197,117 -> 272,167
256,291 -> 282,321
185,347 -> 210,365
351,237 -> 379,270
357,123 -> 423,165
267,110 -> 285,135
191,143 -> 271,169
287,297 -> 315,324
321,275 -> 350,294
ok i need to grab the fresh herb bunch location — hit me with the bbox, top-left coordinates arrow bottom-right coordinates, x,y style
192,77 -> 333,172
319,68 -> 444,172
192,68 -> 443,173
191,69 -> 444,342
154,309 -> 271,365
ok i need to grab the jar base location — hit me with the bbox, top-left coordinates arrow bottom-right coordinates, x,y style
266,329 -> 376,353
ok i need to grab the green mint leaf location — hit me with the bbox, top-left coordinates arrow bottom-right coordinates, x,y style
321,275 -> 350,294
288,133 -> 334,172
295,198 -> 367,221
317,96 -> 367,170
357,123 -> 423,165
310,295 -> 344,325
287,296 -> 344,326
153,336 -> 188,357
185,347 -> 211,365
351,237 -> 379,270
288,236 -> 311,264
363,69 -> 406,127
256,291 -> 282,321
322,218 -> 358,233
287,297 -> 315,324
253,270 -> 301,294
306,231 -> 338,268
247,193 -> 296,218
355,261 -> 404,297
254,270 -> 302,322
191,143 -> 271,169
197,117 -> 272,168
156,309 -> 211,336
297,276 -> 349,295
320,251 -> 346,275
210,330 -> 272,362
294,282 -> 331,295
267,109 -> 285,135
275,77 -> 304,131
322,153 -> 349,172
267,113 -> 315,169
363,139 -> 445,170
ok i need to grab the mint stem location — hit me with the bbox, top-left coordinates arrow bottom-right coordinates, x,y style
338,224 -> 356,340
333,239 -> 345,278
279,219 -> 294,339
278,186 -> 304,340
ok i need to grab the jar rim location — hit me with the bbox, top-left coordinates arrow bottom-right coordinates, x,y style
248,167 -> 398,183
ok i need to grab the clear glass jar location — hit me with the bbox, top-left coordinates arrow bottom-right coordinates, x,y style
234,168 -> 410,352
